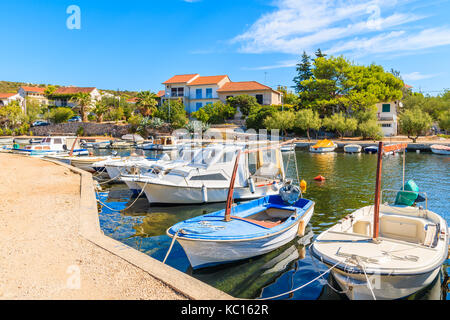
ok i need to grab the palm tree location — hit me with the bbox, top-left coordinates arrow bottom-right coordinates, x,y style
70,92 -> 92,122
136,91 -> 158,117
92,101 -> 109,123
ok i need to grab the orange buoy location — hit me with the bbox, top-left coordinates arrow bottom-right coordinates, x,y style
314,175 -> 326,181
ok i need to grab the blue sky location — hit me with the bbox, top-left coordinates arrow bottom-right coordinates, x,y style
1,0 -> 450,95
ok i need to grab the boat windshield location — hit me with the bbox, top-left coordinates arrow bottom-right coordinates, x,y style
190,147 -> 223,166
178,148 -> 198,162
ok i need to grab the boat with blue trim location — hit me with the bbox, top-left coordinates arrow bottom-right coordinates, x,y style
166,141 -> 315,269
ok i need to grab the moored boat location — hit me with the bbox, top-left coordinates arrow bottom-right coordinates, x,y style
165,142 -> 315,269
309,139 -> 337,153
430,144 -> 450,155
134,143 -> 287,204
12,136 -> 89,157
364,146 -> 378,154
311,143 -> 449,300
344,144 -> 362,153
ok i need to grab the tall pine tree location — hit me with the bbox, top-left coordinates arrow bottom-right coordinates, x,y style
293,51 -> 313,93
314,48 -> 327,59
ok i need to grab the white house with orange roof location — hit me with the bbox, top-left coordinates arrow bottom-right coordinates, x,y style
18,86 -> 48,105
0,92 -> 23,107
161,74 -> 281,114
51,86 -> 101,108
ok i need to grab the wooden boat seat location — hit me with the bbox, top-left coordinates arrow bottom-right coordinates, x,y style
230,216 -> 283,229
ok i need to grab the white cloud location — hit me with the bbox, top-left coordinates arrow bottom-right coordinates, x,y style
231,0 -> 450,60
402,72 -> 439,81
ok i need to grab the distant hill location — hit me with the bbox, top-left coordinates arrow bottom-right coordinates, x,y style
0,81 -> 48,93
0,80 -> 139,97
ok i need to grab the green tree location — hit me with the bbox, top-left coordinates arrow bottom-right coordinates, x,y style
48,107 -> 75,124
295,109 -> 322,140
136,91 -> 158,117
358,120 -> 383,141
227,95 -> 260,117
70,92 -> 92,122
92,101 -> 109,123
0,100 -> 26,128
398,108 -> 433,143
155,99 -> 188,129
314,48 -> 327,59
246,105 -> 278,130
438,110 -> 450,132
263,110 -> 296,136
192,101 -> 236,124
293,51 -> 313,94
323,113 -> 358,138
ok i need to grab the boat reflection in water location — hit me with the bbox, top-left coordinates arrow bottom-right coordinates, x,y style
186,229 -> 314,299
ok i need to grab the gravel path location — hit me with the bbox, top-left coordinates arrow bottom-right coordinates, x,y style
0,153 -> 186,300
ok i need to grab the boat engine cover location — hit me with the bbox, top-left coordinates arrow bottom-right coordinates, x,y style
279,184 -> 301,205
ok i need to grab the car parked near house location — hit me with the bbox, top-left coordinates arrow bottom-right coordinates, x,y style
31,120 -> 51,127
68,116 -> 82,122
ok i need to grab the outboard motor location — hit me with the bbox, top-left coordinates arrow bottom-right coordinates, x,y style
279,183 -> 301,205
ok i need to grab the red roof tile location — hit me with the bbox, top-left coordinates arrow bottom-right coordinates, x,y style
188,75 -> 229,86
162,74 -> 199,84
20,86 -> 46,94
0,93 -> 18,99
157,90 -> 165,97
217,81 -> 275,93
53,87 -> 96,94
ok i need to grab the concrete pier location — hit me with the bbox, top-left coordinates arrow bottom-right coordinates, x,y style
0,153 -> 232,300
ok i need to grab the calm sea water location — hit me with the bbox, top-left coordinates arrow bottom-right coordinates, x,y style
96,149 -> 449,300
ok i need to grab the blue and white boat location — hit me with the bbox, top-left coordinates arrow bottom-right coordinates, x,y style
166,141 -> 315,269
167,195 -> 315,269
12,136 -> 89,157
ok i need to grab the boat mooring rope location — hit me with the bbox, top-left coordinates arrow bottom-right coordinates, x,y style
95,180 -> 149,212
257,260 -> 342,300
163,230 -> 181,264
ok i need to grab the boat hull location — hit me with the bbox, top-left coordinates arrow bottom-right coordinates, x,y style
344,145 -> 362,153
309,146 -> 336,153
328,264 -> 441,300
139,181 -> 281,204
176,206 -> 314,269
430,148 -> 450,155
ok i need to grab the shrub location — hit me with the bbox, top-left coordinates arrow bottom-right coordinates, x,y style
323,113 -> 358,138
76,126 -> 85,136
227,95 -> 260,117
49,107 -> 75,124
246,105 -> 278,130
192,101 -> 236,124
399,108 -> 433,142
358,120 -> 383,141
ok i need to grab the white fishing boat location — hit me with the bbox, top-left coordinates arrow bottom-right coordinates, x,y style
280,144 -> 295,152
135,142 -> 288,204
165,143 -> 314,269
0,137 -> 14,145
12,136 -> 89,157
142,135 -> 180,150
344,144 -> 362,153
45,155 -> 114,172
120,147 -> 202,194
311,143 -> 449,300
309,139 -> 337,153
430,144 -> 450,155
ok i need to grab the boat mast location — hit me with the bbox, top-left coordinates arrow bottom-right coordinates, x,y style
224,150 -> 242,222
373,142 -> 383,239
224,139 -> 296,222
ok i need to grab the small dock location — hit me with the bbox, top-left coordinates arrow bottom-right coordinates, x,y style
0,153 -> 231,300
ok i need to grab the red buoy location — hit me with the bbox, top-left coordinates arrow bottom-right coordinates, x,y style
314,175 -> 326,181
